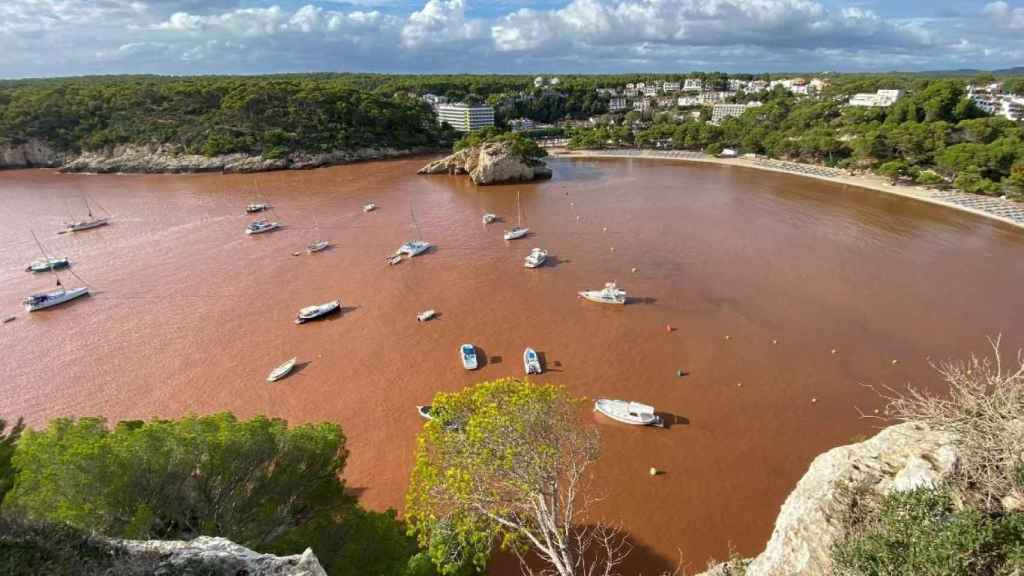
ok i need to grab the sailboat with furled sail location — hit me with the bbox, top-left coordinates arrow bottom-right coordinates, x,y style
23,231 -> 89,312
61,193 -> 109,233
389,202 -> 431,264
504,190 -> 528,240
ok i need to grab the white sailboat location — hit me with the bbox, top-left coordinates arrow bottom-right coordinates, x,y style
594,399 -> 663,427
417,309 -> 437,322
62,193 -> 109,233
524,248 -> 547,268
23,232 -> 89,312
504,191 -> 529,240
26,257 -> 69,273
246,219 -> 280,235
579,282 -> 627,305
417,405 -> 434,420
392,204 -> 431,261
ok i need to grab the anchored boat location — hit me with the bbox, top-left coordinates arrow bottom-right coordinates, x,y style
524,248 -> 547,268
23,231 -> 89,312
26,257 -> 69,273
246,203 -> 272,214
396,240 -> 431,257
417,309 -> 437,322
266,357 -> 297,382
594,399 -> 663,427
307,240 -> 330,253
482,213 -> 497,224
523,347 -> 542,375
246,219 -> 280,235
579,282 -> 627,305
504,191 -> 529,240
295,300 -> 341,324
363,202 -> 377,212
460,344 -> 479,370
61,194 -> 109,233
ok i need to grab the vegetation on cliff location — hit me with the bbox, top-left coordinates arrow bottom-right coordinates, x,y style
453,128 -> 547,162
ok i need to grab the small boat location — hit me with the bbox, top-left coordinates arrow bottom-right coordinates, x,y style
3,316 -> 14,324
386,254 -> 403,266
523,347 -> 542,375
63,218 -> 109,233
504,227 -> 529,241
594,399 -> 664,427
266,357 -> 297,382
579,282 -> 627,305
363,203 -> 377,213
417,309 -> 437,322
26,257 -> 69,273
246,219 -> 280,235
460,344 -> 479,370
524,248 -> 547,268
23,286 -> 89,312
295,299 -> 341,324
396,240 -> 431,257
416,405 -> 433,420
246,203 -> 272,214
482,213 -> 497,224
307,240 -> 330,253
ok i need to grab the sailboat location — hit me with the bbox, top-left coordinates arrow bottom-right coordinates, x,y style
306,216 -> 329,253
391,203 -> 431,261
26,257 -> 69,273
503,191 -> 529,240
62,193 -> 108,233
23,232 -> 89,312
246,175 -> 272,213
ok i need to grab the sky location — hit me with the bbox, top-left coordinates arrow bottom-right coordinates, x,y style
1,0 -> 1022,78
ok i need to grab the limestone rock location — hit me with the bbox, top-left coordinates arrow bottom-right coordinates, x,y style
0,139 -> 66,168
118,536 -> 328,576
418,141 -> 552,185
700,422 -> 957,576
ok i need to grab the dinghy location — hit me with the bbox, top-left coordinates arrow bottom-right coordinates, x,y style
417,309 -> 437,322
307,240 -> 330,253
266,357 -> 297,382
460,344 -> 479,370
593,399 -> 663,427
524,248 -> 547,268
295,300 -> 341,324
482,213 -> 497,224
246,203 -> 272,214
416,405 -> 433,420
363,203 -> 377,212
246,219 -> 280,235
26,257 -> 69,273
579,282 -> 627,305
523,347 -> 542,375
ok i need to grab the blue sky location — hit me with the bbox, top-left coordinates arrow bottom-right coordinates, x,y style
1,0 -> 1022,78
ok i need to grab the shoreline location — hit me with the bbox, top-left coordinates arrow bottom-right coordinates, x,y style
551,149 -> 1024,231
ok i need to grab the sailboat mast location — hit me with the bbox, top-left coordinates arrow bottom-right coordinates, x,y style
30,230 -> 63,289
517,190 -> 522,227
83,193 -> 93,218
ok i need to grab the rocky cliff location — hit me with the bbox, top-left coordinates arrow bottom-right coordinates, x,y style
117,536 -> 328,576
0,141 -> 429,173
417,141 -> 553,185
702,422 -> 957,576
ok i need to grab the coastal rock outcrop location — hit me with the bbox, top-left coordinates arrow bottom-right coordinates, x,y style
702,422 -> 957,576
0,139 -> 66,168
418,141 -> 552,185
117,536 -> 328,576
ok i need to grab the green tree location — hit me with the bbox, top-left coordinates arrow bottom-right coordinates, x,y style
0,417 -> 24,508
878,160 -> 910,184
405,379 -> 623,576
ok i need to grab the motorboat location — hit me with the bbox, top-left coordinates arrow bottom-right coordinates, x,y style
460,344 -> 479,370
417,405 -> 433,420
593,399 -> 663,427
246,219 -> 280,235
63,218 -> 108,233
523,347 -> 542,375
23,286 -> 89,312
417,309 -> 437,322
396,240 -> 431,257
579,282 -> 627,305
363,203 -> 377,212
524,248 -> 547,268
295,299 -> 341,324
482,213 -> 497,224
246,203 -> 272,214
266,357 -> 297,382
26,257 -> 69,273
504,227 -> 529,241
307,240 -> 330,253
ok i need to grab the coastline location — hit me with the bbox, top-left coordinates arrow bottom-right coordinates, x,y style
551,149 -> 1024,231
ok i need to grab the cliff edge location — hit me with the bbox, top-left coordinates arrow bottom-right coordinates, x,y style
418,141 -> 553,185
117,536 -> 328,576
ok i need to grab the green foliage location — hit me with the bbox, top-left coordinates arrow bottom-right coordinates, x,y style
878,160 -> 910,183
0,515 -> 156,576
6,413 -> 349,549
0,417 -> 23,508
833,487 -> 1024,576
453,130 -> 546,161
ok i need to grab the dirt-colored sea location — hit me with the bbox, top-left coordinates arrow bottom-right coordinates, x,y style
2,156 -> 1023,573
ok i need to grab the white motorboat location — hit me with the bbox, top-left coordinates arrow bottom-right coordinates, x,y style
246,219 -> 280,235
396,240 -> 431,257
26,257 -> 69,273
579,282 -> 627,305
23,285 -> 89,312
417,405 -> 434,420
482,213 -> 497,224
417,309 -> 437,322
593,399 -> 663,427
246,203 -> 272,214
295,299 -> 341,324
460,344 -> 479,370
363,203 -> 377,212
266,357 -> 297,382
523,347 -> 542,375
307,240 -> 330,253
524,248 -> 547,268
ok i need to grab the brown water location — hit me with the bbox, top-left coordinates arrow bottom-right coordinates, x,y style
2,157 -> 1023,573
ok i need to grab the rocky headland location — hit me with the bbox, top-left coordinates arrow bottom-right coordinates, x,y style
417,140 -> 553,185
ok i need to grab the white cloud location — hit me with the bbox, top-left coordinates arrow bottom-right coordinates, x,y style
983,1 -> 1024,29
401,0 -> 485,48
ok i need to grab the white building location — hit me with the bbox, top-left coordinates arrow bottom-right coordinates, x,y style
1000,98 -> 1024,121
848,89 -> 903,108
633,99 -> 651,113
608,97 -> 628,112
711,102 -> 762,124
747,80 -> 769,93
662,82 -> 680,93
677,95 -> 701,107
728,79 -> 748,92
421,93 -> 448,108
508,118 -> 536,132
656,96 -> 676,108
548,77 -> 560,86
534,76 -> 545,88
683,78 -> 703,92
436,103 -> 495,132
642,85 -> 659,97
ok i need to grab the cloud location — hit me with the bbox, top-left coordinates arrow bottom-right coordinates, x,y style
983,1 -> 1024,29
401,0 -> 485,48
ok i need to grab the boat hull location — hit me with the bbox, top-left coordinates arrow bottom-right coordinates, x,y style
295,300 -> 341,324
24,286 -> 89,312
593,399 -> 662,426
246,223 -> 280,235
26,259 -> 69,273
307,241 -> 330,253
65,219 -> 108,233
524,348 -> 542,374
460,345 -> 479,370
504,228 -> 529,241
578,292 -> 626,305
267,357 -> 297,382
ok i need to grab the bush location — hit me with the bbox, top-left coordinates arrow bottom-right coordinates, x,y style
0,417 -> 23,508
0,515 -> 157,576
